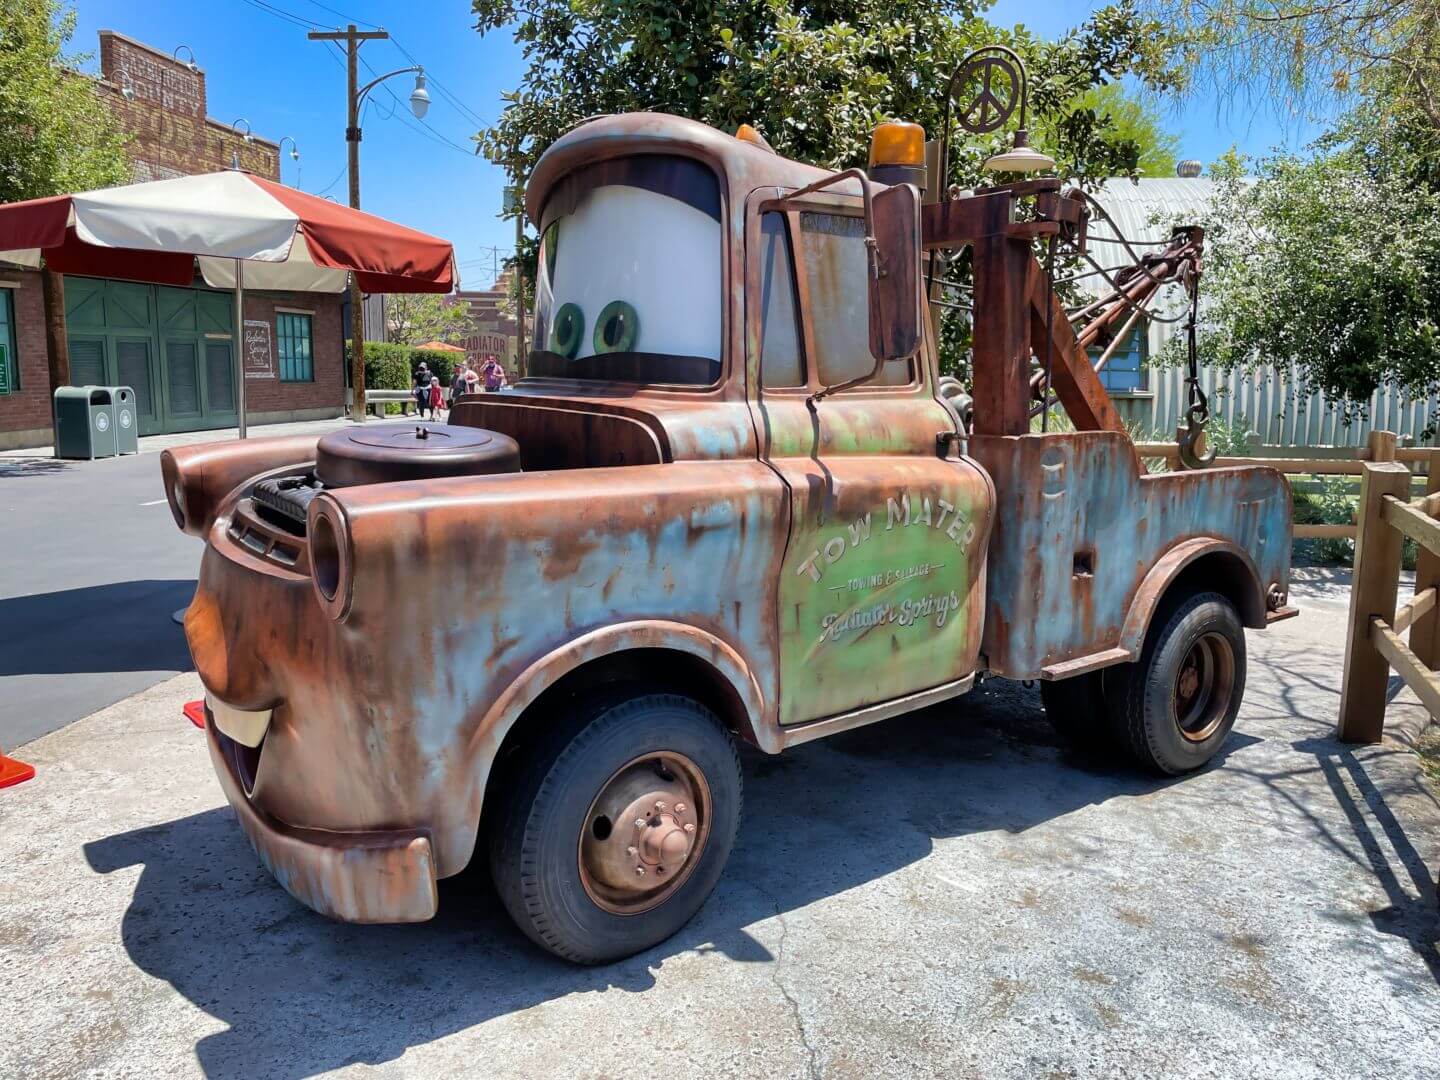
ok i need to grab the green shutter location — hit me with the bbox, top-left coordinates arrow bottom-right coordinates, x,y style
69,338 -> 107,385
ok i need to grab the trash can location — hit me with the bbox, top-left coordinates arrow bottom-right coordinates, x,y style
112,386 -> 138,455
53,386 -> 117,460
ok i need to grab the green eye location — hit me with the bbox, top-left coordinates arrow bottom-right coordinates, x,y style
551,302 -> 584,359
593,300 -> 639,354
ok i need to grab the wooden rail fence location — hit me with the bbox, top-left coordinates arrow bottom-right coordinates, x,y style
1134,430 -> 1440,543
1336,461 -> 1440,742
1132,427 -> 1440,741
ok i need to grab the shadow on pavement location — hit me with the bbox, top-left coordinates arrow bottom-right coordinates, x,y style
83,680 -> 1213,1079
0,579 -> 194,677
0,458 -> 71,479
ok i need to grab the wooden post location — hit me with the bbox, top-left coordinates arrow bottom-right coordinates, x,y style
1408,447 -> 1440,670
1367,428 -> 1397,462
1337,461 -> 1412,742
41,269 -> 69,392
969,195 -> 1032,436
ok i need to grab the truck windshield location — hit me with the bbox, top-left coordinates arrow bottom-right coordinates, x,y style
529,155 -> 723,386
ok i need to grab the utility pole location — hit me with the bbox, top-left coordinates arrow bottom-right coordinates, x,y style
505,186 -> 527,376
309,23 -> 389,422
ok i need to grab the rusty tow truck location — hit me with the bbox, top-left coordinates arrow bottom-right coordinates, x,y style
163,111 -> 1294,963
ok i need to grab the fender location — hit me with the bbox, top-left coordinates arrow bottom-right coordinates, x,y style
464,620 -> 771,829
161,434 -> 321,537
1118,537 -> 1267,658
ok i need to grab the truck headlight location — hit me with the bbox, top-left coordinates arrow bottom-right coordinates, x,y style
308,494 -> 354,621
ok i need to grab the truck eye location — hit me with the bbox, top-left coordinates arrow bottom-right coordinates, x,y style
593,300 -> 639,354
551,302 -> 584,358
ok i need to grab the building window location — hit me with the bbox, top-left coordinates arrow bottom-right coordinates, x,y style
0,288 -> 17,395
1093,325 -> 1148,394
276,312 -> 313,382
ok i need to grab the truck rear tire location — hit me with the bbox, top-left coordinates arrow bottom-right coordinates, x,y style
1108,590 -> 1246,775
488,692 -> 742,964
1039,671 -> 1113,747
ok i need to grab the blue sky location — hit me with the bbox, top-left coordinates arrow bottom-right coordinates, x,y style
68,0 -> 1326,287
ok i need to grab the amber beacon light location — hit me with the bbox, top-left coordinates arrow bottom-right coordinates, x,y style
868,121 -> 927,190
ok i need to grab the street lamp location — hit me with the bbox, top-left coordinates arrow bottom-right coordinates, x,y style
232,118 -> 254,144
173,45 -> 198,71
308,22 -> 433,422
277,136 -> 300,186
937,45 -> 1056,187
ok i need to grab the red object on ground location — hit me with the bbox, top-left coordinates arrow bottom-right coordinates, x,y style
0,747 -> 35,789
183,700 -> 207,730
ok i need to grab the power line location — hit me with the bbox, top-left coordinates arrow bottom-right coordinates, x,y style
316,41 -> 469,158
235,0 -> 323,31
353,49 -> 476,156
296,0 -> 381,29
233,0 -> 479,155
390,37 -> 488,130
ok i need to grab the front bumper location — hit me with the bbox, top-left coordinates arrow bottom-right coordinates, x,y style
206,713 -> 439,924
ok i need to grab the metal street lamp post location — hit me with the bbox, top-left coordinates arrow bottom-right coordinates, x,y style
308,24 -> 431,422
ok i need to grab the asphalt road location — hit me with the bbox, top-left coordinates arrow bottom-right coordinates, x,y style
0,452 -> 201,748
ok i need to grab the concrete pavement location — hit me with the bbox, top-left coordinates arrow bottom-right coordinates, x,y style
1,576 -> 1436,1079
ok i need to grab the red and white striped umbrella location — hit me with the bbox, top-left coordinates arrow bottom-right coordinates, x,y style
0,170 -> 455,293
0,170 -> 456,437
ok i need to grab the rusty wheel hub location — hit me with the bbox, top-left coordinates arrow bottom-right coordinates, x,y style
1173,631 -> 1236,743
579,751 -> 710,915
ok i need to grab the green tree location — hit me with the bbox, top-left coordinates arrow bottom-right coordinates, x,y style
1144,0 -> 1440,143
473,0 -> 1184,192
1060,82 -> 1180,179
473,0 -> 1186,375
0,0 -> 129,202
1163,110 -> 1440,412
384,292 -> 472,347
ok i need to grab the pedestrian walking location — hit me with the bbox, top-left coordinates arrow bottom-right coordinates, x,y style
429,376 -> 444,418
450,365 -> 468,406
413,362 -> 435,419
481,355 -> 507,393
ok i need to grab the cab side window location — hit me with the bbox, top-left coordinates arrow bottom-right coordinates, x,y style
797,211 -> 912,387
758,212 -> 804,388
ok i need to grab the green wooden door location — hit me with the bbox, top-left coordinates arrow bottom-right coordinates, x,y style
64,278 -> 239,435
64,278 -> 163,435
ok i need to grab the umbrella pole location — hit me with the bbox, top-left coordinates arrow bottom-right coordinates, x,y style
234,258 -> 247,439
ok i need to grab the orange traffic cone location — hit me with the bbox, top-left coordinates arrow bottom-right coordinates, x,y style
0,744 -> 34,789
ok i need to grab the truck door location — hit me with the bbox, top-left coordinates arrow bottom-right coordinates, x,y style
746,194 -> 993,728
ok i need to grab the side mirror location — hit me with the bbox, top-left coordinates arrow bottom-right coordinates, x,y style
868,182 -> 923,363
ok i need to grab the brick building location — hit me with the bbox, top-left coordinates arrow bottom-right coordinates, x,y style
450,269 -> 520,372
0,31 -> 345,450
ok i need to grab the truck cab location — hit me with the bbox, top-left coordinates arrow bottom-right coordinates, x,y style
163,112 -> 1292,963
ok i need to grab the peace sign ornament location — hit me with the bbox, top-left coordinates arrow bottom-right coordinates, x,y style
953,51 -> 1022,136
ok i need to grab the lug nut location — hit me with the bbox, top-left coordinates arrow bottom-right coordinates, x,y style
675,803 -> 686,813
656,866 -> 666,875
655,801 -> 668,812
635,866 -> 646,877
635,818 -> 647,829
684,823 -> 695,834
626,845 -> 638,856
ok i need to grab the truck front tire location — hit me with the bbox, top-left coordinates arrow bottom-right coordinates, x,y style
1108,591 -> 1246,775
489,692 -> 742,964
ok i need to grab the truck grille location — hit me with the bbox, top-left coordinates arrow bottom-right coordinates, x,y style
252,474 -> 324,535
